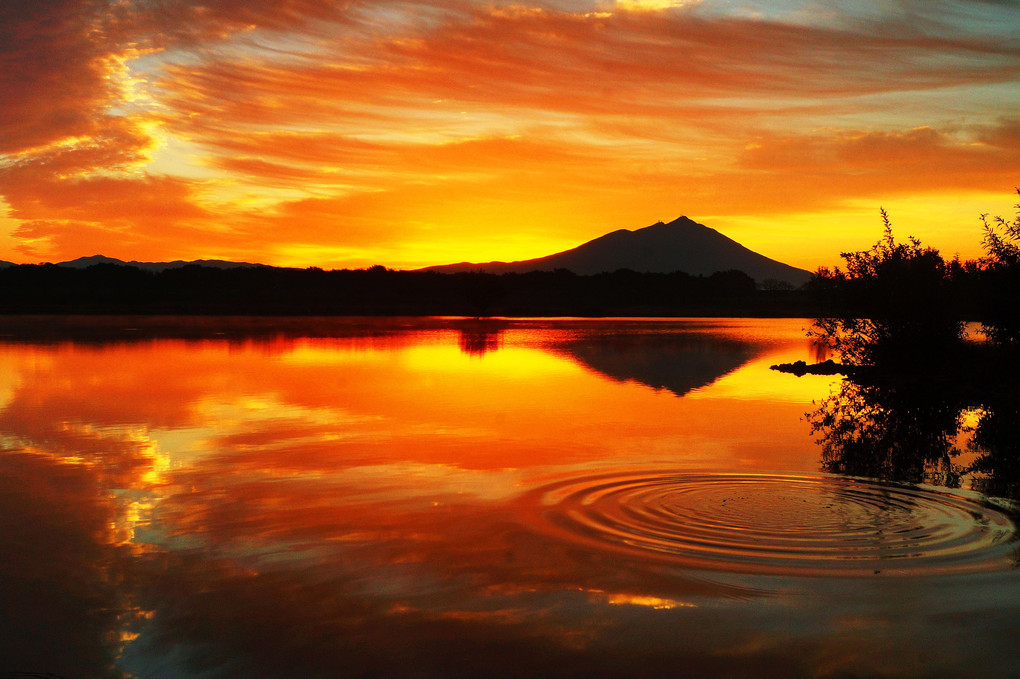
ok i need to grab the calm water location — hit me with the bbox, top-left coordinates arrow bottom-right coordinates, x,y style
1,316 -> 1018,678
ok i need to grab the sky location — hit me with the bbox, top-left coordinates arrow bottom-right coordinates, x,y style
1,0 -> 1018,271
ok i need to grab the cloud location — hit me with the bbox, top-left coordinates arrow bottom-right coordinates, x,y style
731,121 -> 1020,204
0,0 -> 121,155
3,168 -> 214,260
1,1 -> 1018,265
112,0 -> 356,48
153,5 -> 1020,131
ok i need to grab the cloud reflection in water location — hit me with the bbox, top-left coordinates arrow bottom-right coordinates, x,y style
0,318 -> 1017,678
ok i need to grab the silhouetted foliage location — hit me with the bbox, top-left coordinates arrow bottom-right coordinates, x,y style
978,188 -> 1020,345
808,210 -> 965,368
781,191 -> 1020,498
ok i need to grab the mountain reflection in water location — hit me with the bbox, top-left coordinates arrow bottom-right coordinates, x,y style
455,318 -> 763,397
552,332 -> 760,397
0,317 -> 1018,679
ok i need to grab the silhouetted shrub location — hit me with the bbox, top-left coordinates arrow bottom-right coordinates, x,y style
978,188 -> 1020,345
809,209 -> 964,367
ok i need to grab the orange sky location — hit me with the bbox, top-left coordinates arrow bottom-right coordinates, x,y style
1,0 -> 1018,271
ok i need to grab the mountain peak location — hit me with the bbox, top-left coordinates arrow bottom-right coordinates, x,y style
640,216 -> 700,232
421,216 -> 811,286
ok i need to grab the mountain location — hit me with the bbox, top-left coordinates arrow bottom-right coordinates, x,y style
0,260 -> 15,269
55,254 -> 268,272
421,216 -> 812,287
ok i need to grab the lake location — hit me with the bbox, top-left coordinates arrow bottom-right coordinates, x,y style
1,316 -> 1018,678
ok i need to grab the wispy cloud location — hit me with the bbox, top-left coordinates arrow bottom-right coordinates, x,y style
1,0 -> 1018,266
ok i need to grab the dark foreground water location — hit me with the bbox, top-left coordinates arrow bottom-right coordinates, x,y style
0,316 -> 1017,678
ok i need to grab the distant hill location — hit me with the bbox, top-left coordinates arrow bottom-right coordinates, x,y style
55,254 -> 268,272
421,216 -> 812,287
0,260 -> 15,269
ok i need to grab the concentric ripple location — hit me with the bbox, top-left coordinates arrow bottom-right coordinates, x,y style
521,472 -> 1018,576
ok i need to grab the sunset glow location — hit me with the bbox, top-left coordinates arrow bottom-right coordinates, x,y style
2,1 -> 1018,270
3,319 -> 1018,677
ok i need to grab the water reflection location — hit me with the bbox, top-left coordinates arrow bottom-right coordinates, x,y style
552,332 -> 761,398
809,378 -> 965,487
969,392 -> 1020,500
457,319 -> 506,355
0,318 -> 1018,678
0,449 -> 134,679
807,369 -> 1020,500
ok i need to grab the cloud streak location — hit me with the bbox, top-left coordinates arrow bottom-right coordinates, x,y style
1,0 -> 1018,267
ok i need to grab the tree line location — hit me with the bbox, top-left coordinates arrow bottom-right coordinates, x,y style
0,261 -> 808,317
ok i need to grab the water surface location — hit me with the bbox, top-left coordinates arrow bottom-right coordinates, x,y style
0,317 -> 1017,678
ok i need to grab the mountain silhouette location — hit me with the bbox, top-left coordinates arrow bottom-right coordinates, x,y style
55,254 -> 268,272
421,216 -> 812,287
